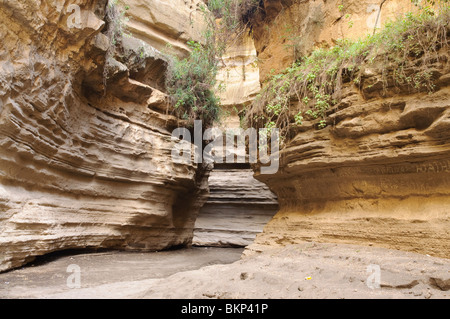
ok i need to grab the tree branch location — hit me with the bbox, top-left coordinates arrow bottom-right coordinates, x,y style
373,0 -> 388,35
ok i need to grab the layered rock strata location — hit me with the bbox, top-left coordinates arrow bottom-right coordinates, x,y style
215,28 -> 261,109
249,66 -> 450,258
0,0 -> 209,272
239,0 -> 450,259
193,165 -> 278,247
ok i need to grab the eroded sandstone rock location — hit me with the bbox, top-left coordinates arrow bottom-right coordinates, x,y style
0,0 -> 209,272
125,0 -> 208,58
248,73 -> 450,259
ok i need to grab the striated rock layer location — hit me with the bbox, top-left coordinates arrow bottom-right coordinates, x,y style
193,165 -> 278,247
242,0 -> 450,259
249,71 -> 450,258
0,0 -> 209,272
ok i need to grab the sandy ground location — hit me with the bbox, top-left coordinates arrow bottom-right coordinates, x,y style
0,247 -> 243,299
0,243 -> 448,299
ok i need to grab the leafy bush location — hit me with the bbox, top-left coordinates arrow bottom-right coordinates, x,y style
165,40 -> 220,127
246,6 -> 450,140
164,0 -> 261,128
163,2 -> 221,128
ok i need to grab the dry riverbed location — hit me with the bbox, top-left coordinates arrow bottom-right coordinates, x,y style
0,243 -> 448,299
0,247 -> 244,299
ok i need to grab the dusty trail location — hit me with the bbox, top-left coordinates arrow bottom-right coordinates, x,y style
0,247 -> 243,299
0,243 -> 448,299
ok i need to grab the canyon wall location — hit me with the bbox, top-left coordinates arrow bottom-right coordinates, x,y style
125,0 -> 207,57
252,0 -> 418,82
0,0 -> 209,272
1,0 -> 447,273
250,85 -> 450,258
247,0 -> 450,258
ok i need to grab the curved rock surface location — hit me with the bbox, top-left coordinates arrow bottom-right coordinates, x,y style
0,0 -> 209,272
125,0 -> 207,57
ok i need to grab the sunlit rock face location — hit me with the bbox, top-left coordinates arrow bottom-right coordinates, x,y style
249,101 -> 450,258
0,0 -> 209,272
252,0 -> 418,82
243,0 -> 450,258
125,0 -> 208,58
216,29 -> 261,109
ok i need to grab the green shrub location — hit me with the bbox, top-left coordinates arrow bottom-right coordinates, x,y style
164,0 -> 261,128
165,40 -> 220,127
163,2 -> 222,128
246,6 -> 450,140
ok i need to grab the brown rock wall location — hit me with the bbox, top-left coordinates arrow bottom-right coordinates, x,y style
0,0 -> 209,272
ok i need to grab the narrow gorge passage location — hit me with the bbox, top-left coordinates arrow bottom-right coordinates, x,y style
193,163 -> 279,247
190,20 -> 279,248
1,0 -> 449,300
